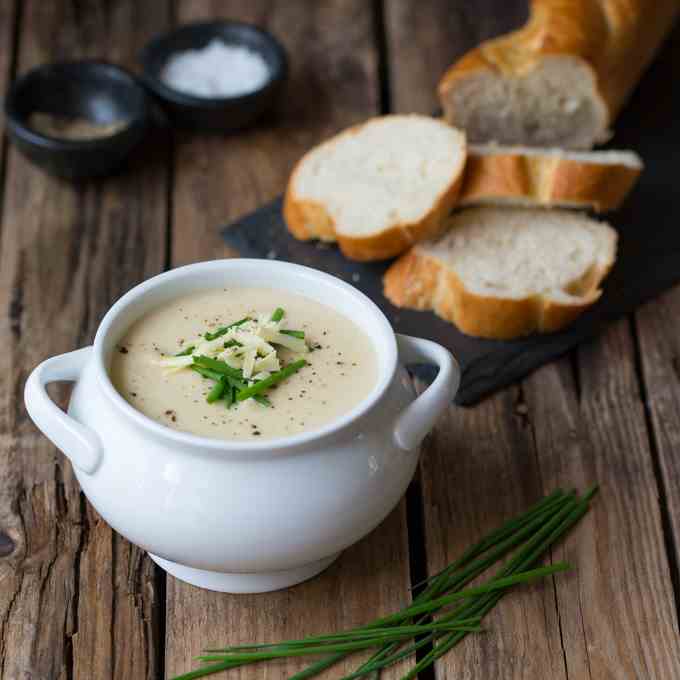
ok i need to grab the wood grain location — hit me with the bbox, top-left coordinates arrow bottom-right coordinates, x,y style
0,0 -> 16,167
0,2 -> 170,678
418,395 -> 567,679
632,17 -> 680,619
384,0 -> 527,114
522,321 -> 680,678
165,2 -> 412,679
636,288 -> 680,592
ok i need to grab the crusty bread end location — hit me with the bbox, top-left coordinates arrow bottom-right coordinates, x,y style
384,207 -> 617,339
438,0 -> 678,149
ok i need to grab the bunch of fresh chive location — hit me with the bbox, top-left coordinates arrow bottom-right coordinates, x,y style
177,308 -> 306,408
172,486 -> 597,680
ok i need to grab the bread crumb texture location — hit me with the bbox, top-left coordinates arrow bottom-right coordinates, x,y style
285,115 -> 466,260
384,207 -> 617,339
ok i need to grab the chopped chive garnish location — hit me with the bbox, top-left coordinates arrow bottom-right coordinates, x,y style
206,378 -> 226,403
162,311 -> 312,413
191,365 -> 224,382
204,317 -> 250,341
193,355 -> 243,380
236,360 -> 307,401
226,376 -> 247,391
224,385 -> 234,408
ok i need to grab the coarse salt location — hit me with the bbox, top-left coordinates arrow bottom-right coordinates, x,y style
161,39 -> 270,98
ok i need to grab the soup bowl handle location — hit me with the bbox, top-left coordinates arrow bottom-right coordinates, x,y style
24,346 -> 102,474
393,334 -> 459,451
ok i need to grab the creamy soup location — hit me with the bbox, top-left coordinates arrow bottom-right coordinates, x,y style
110,288 -> 378,440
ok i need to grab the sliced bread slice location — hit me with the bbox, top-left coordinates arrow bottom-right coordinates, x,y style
461,145 -> 642,212
384,206 -> 617,339
284,115 -> 467,261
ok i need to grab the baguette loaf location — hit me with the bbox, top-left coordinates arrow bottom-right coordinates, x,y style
384,207 -> 617,339
461,145 -> 643,212
284,115 -> 467,261
438,0 -> 678,149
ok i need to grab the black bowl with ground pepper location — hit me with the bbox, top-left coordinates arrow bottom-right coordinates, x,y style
4,60 -> 150,179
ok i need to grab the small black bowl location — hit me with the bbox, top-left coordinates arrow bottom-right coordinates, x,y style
140,20 -> 288,132
4,61 -> 150,179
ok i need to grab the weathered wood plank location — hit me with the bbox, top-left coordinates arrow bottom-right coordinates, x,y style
0,0 -> 16,157
418,395 -> 568,679
0,2 -> 170,678
384,0 -> 527,114
522,321 -> 680,678
632,22 -> 680,618
164,2 -> 413,679
636,287 -> 680,591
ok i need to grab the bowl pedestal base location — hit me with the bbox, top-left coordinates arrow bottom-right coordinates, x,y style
148,552 -> 341,594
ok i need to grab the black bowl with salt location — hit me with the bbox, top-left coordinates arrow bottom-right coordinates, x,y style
4,61 -> 150,179
140,20 -> 288,132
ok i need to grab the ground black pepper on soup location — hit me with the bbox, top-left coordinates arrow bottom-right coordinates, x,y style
110,288 -> 378,440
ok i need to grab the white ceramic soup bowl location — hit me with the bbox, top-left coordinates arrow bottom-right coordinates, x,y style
24,259 -> 459,593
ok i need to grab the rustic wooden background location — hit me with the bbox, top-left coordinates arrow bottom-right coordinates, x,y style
1,1 -> 680,678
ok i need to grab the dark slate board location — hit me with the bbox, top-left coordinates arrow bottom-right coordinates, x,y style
222,28 -> 680,406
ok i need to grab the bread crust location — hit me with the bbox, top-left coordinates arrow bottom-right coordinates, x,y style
383,246 -> 615,340
283,116 -> 466,262
460,149 -> 642,212
438,0 -> 678,143
283,193 -> 336,242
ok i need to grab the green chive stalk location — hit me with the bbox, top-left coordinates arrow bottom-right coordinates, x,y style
206,378 -> 226,404
368,490 -> 597,680
191,366 -> 224,382
172,487 -> 597,680
177,565 -> 565,679
204,317 -> 250,341
193,355 -> 243,380
288,490 -> 577,680
236,360 -> 307,401
206,619 -> 483,652
336,491 -> 573,680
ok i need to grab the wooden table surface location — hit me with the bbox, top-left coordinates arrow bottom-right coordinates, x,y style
1,1 -> 680,678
